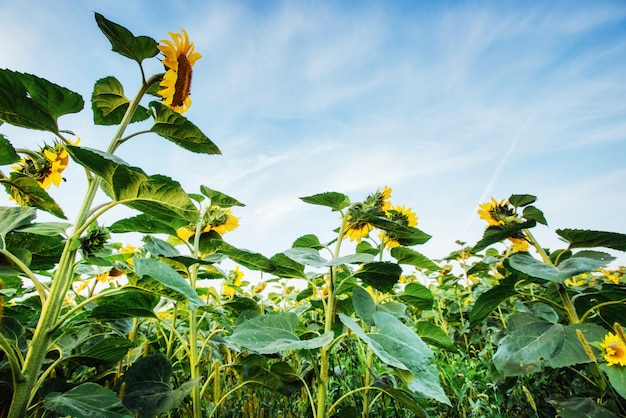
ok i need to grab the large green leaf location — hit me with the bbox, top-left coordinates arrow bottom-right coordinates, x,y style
134,258 -> 204,309
91,76 -> 150,125
212,240 -> 274,272
94,13 -> 158,63
299,191 -> 350,211
268,253 -> 306,279
282,247 -> 328,268
548,397 -> 619,418
601,364 -> 626,400
556,229 -> 626,252
150,102 -> 221,154
469,279 -> 517,325
471,220 -> 536,253
414,321 -> 458,352
67,145 -> 198,222
507,252 -> 613,283
200,185 -> 245,207
89,287 -> 159,320
233,355 -> 303,397
121,353 -> 172,385
399,282 -> 434,310
0,206 -> 35,246
508,194 -> 537,207
292,234 -> 324,249
123,379 -> 200,418
5,230 -> 65,270
544,322 -> 606,369
0,134 -> 19,165
354,262 -> 402,293
370,386 -> 428,418
1,173 -> 66,218
339,312 -> 450,404
44,383 -> 133,418
227,312 -> 333,354
73,337 -> 134,365
0,69 -> 83,133
390,247 -> 439,271
352,285 -> 376,325
109,214 -> 181,236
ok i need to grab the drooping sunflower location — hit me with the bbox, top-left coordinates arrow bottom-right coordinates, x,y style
601,331 -> 626,367
203,206 -> 239,235
158,29 -> 202,114
380,204 -> 418,249
12,142 -> 71,190
365,186 -> 392,212
344,219 -> 374,243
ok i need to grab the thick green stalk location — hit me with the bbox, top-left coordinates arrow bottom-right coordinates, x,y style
7,76 -> 160,418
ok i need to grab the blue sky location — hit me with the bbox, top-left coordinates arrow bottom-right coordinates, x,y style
1,0 -> 626,267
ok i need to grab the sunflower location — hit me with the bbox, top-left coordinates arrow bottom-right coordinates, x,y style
176,226 -> 196,242
478,198 -> 516,226
203,206 -> 239,235
344,218 -> 374,242
601,332 -> 626,367
158,29 -> 202,114
380,205 -> 418,249
365,186 -> 392,212
12,142 -> 71,190
508,236 -> 529,252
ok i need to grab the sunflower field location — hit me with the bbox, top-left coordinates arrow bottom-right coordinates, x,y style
1,14 -> 626,418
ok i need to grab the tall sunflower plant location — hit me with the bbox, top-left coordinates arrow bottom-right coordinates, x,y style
469,194 -> 626,416
224,187 -> 454,418
0,13 -> 244,418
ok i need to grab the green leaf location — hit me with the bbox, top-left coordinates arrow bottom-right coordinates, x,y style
601,364 -> 626,400
339,312 -> 450,404
123,379 -> 200,418
471,220 -> 536,253
109,214 -> 181,236
89,287 -> 159,320
299,191 -> 350,211
399,282 -> 434,310
354,262 -> 402,293
522,205 -> 547,225
492,316 -> 564,376
356,240 -> 379,256
415,321 -> 458,352
361,212 -> 432,246
44,383 -> 133,418
326,253 -> 374,266
134,258 -> 204,309
0,69 -> 83,133
74,337 -> 134,365
371,386 -> 428,418
223,295 -> 261,314
0,206 -> 36,245
143,236 -> 179,257
268,253 -> 306,279
352,286 -> 376,325
544,323 -> 607,369
233,355 -> 304,397
94,13 -> 158,63
508,194 -> 537,207
6,230 -> 65,270
292,234 -> 324,249
0,134 -> 19,165
283,247 -> 328,268
548,397 -> 619,418
1,173 -> 66,218
227,312 -> 333,354
122,353 -> 172,385
150,102 -> 221,154
390,247 -> 439,271
556,229 -> 626,252
15,222 -> 71,236
67,145 -> 198,223
199,186 -> 245,207
91,77 -> 150,125
507,252 -> 613,283
469,280 -> 517,325
212,240 -> 274,272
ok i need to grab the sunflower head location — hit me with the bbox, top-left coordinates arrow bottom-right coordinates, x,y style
379,204 -> 418,249
601,331 -> 626,367
158,29 -> 201,114
202,206 -> 239,235
12,142 -> 71,190
478,198 -> 517,227
364,186 -> 392,213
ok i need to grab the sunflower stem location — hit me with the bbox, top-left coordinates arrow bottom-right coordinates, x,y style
7,76 -> 159,418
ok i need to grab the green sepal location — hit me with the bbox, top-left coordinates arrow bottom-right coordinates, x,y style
200,185 -> 245,207
0,69 -> 83,133
0,134 -> 19,165
150,102 -> 221,154
91,77 -> 150,125
94,13 -> 158,63
299,191 -> 350,211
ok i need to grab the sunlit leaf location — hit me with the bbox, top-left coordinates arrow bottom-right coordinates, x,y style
134,258 -> 204,309
143,236 -> 179,257
94,13 -> 158,63
508,194 -> 537,207
415,321 -> 458,352
91,76 -> 150,125
292,234 -> 324,249
150,102 -> 221,154
0,134 -> 19,165
0,69 -> 83,133
1,173 -> 66,219
339,312 -> 450,404
6,230 -> 65,270
299,192 -> 350,211
522,205 -> 547,225
399,282 -> 434,310
109,214 -> 181,236
556,229 -> 626,252
390,247 -> 439,271
44,383 -> 133,418
354,262 -> 402,293
227,312 -> 333,354
268,253 -> 306,279
352,286 -> 376,325
212,240 -> 274,272
507,252 -> 613,283
200,186 -> 245,207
